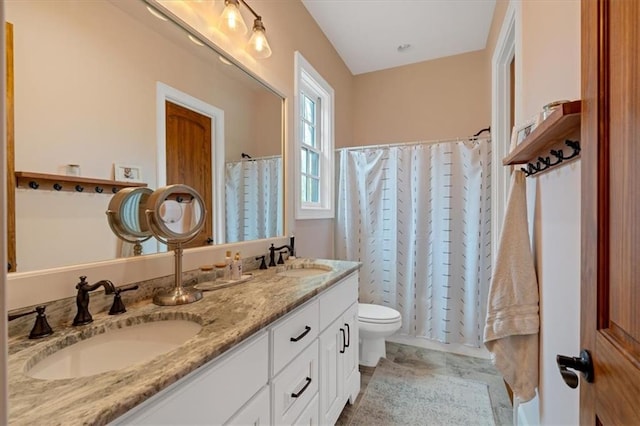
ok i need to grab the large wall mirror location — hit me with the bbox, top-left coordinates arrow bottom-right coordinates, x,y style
7,0 -> 284,273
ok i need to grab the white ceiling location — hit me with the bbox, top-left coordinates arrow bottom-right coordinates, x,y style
301,0 -> 497,75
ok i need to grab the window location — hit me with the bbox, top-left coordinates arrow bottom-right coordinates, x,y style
294,51 -> 334,219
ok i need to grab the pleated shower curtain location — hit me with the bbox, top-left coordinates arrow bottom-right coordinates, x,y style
225,157 -> 282,243
335,139 -> 492,347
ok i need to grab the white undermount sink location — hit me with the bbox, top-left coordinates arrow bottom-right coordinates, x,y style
26,319 -> 202,380
277,265 -> 332,278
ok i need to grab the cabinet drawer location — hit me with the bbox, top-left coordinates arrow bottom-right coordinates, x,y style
293,394 -> 319,426
272,299 -> 319,376
115,331 -> 268,425
319,273 -> 358,331
272,340 -> 319,426
224,385 -> 270,426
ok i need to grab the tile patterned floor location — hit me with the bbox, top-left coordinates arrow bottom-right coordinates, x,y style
336,341 -> 513,426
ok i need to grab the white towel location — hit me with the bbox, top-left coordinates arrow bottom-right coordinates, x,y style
484,170 -> 540,402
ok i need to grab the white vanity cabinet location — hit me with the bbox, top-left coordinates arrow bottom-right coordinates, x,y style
112,331 -> 270,425
318,275 -> 360,426
111,271 -> 359,426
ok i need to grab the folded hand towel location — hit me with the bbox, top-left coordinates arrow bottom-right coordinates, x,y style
484,170 -> 539,402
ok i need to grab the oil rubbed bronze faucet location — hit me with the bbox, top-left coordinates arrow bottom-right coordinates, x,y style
73,276 -> 115,326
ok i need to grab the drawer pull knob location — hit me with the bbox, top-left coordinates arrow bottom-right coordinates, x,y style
291,377 -> 312,398
340,328 -> 346,353
290,325 -> 311,342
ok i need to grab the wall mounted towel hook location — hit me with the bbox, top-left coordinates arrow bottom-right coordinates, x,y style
521,140 -> 581,177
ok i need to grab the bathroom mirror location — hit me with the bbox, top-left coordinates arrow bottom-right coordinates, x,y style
7,0 -> 284,272
144,184 -> 206,305
106,187 -> 154,256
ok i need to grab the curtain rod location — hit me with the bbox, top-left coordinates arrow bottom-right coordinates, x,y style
336,135 -> 491,153
229,154 -> 281,163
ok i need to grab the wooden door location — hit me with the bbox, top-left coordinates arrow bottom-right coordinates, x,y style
581,0 -> 640,423
165,101 -> 213,248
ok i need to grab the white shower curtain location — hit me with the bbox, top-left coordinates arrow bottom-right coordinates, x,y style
225,156 -> 282,243
335,139 -> 492,347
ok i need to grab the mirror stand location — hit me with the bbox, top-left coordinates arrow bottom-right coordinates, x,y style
153,243 -> 202,306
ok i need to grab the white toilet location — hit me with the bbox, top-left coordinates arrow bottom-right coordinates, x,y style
358,303 -> 402,367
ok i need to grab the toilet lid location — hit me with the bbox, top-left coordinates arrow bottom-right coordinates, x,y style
358,303 -> 401,324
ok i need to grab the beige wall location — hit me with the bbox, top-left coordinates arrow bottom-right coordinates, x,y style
161,1 -> 353,260
511,1 -> 581,424
352,50 -> 490,147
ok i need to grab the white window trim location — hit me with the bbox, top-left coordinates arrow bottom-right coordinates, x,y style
294,51 -> 335,220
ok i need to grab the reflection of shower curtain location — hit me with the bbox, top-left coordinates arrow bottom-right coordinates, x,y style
335,139 -> 492,347
225,156 -> 282,243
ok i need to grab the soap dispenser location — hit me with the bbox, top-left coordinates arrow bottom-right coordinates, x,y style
231,252 -> 242,280
224,250 -> 232,280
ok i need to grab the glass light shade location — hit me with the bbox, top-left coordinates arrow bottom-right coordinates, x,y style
219,0 -> 247,36
248,19 -> 272,59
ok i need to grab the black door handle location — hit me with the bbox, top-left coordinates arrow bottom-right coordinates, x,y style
340,328 -> 346,353
291,377 -> 312,398
290,325 -> 311,342
556,349 -> 594,389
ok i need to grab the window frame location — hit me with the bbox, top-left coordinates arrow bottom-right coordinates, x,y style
294,51 -> 335,219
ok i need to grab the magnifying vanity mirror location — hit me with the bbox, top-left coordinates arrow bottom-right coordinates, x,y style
145,184 -> 206,305
106,187 -> 154,256
106,184 -> 207,305
6,0 -> 284,273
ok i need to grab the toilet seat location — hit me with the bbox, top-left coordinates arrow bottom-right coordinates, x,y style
358,303 -> 401,324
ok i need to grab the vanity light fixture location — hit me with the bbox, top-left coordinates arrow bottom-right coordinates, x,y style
247,17 -> 272,59
219,0 -> 248,35
218,0 -> 272,59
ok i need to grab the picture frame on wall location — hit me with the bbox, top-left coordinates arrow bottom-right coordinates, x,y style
113,164 -> 143,182
511,114 -> 542,148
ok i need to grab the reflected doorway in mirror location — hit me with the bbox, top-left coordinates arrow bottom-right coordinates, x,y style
114,164 -> 144,183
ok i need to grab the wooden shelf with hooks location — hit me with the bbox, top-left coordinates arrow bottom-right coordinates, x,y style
15,171 -> 147,194
503,100 -> 581,166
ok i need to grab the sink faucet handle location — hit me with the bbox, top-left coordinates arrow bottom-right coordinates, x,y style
109,285 -> 139,315
278,250 -> 287,265
255,256 -> 268,270
30,305 -> 54,339
8,305 -> 53,339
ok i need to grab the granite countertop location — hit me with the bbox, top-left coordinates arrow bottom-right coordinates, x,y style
8,258 -> 361,426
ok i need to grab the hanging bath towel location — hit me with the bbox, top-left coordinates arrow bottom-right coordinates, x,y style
484,170 -> 539,402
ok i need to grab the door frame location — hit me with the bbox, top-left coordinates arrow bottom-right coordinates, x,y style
156,82 -> 225,244
491,1 -> 517,263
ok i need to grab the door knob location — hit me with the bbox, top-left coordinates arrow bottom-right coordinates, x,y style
556,349 -> 594,388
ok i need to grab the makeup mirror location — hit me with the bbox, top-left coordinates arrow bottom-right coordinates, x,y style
106,187 -> 154,256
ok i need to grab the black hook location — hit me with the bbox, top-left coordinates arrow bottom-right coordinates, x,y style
53,183 -> 63,191
111,187 -> 119,194
522,140 -> 581,177
95,186 -> 104,194
75,185 -> 84,192
564,140 -> 581,160
28,181 -> 39,189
